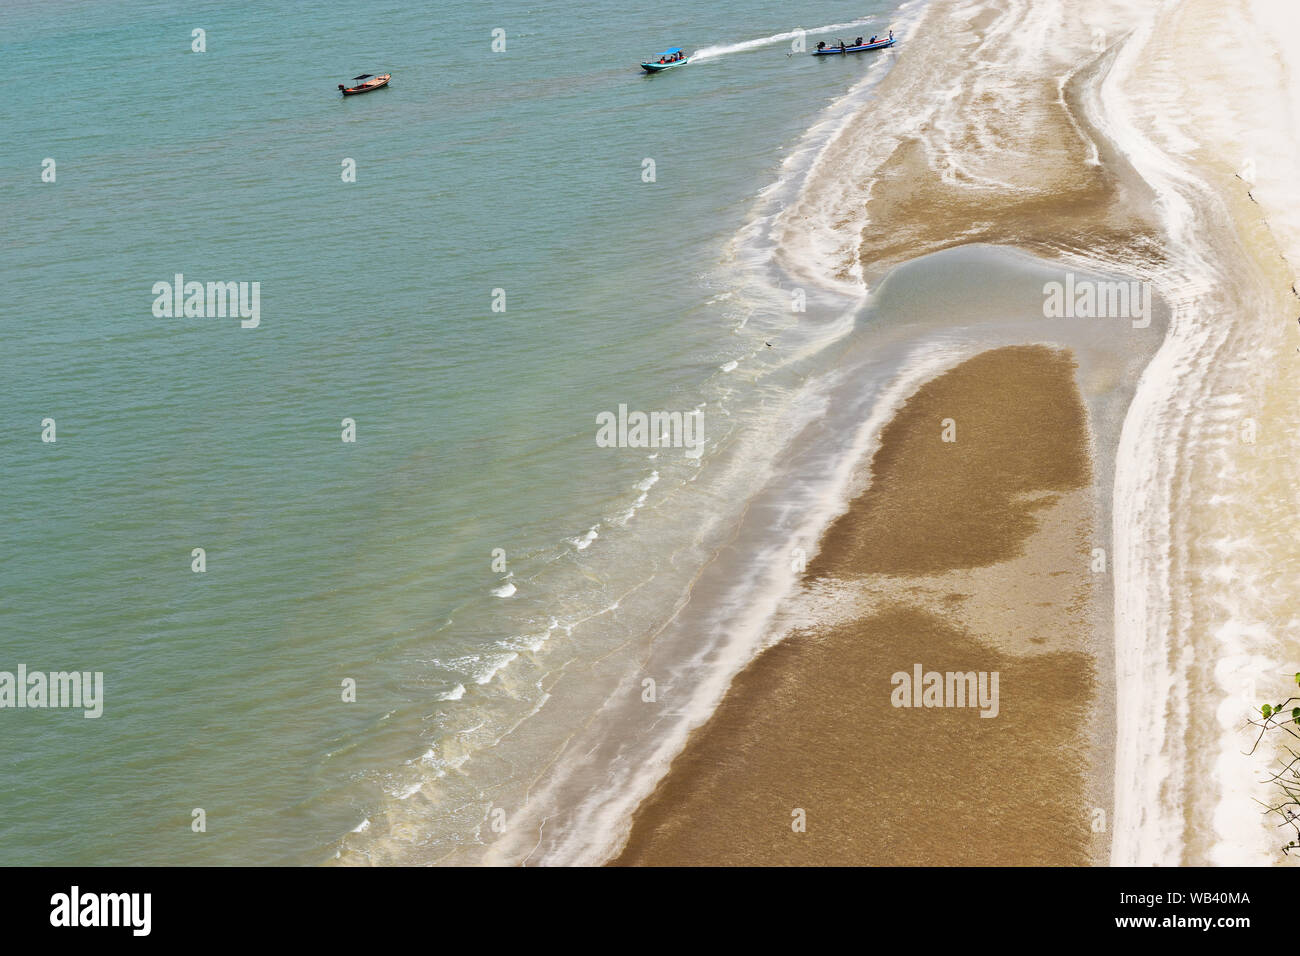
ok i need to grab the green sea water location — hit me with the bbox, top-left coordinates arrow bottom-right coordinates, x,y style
1,0 -> 914,863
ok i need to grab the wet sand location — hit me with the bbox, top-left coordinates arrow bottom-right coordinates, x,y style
778,0 -> 1167,294
612,346 -> 1107,865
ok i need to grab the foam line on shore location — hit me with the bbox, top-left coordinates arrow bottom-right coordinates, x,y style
1095,0 -> 1297,866
611,346 -> 1103,865
499,344 -> 972,867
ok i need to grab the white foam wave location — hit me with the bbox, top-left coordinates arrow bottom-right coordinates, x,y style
473,652 -> 519,685
502,343 -> 975,867
691,18 -> 880,62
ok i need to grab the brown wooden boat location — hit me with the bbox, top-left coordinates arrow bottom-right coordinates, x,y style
338,73 -> 391,96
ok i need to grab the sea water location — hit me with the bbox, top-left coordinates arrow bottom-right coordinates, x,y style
0,0 -> 917,864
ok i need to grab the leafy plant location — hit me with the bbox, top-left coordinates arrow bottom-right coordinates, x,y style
1247,672 -> 1300,855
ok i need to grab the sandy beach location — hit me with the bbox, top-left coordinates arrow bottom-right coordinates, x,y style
604,0 -> 1161,867
604,0 -> 1300,870
613,346 -> 1109,865
1099,0 -> 1300,865
487,0 -> 1177,867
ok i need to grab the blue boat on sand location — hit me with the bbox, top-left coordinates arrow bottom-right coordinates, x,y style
812,32 -> 895,55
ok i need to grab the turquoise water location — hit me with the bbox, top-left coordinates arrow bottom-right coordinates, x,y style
0,0 -> 911,864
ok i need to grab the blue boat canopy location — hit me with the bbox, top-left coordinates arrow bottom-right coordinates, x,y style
658,47 -> 682,56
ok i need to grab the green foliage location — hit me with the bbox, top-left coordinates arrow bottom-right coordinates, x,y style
1251,678 -> 1300,857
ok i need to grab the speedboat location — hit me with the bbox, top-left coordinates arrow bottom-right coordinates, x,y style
641,47 -> 690,72
338,73 -> 391,95
812,34 -> 895,55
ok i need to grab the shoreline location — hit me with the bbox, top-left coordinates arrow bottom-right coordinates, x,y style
462,0 -> 1294,867
1101,0 -> 1300,866
612,345 -> 1108,865
505,0 -> 1172,866
16,0 -> 1299,871
605,0 -> 1300,867
600,0 -> 1176,865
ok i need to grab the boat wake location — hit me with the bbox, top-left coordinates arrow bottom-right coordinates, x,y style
691,18 -> 879,62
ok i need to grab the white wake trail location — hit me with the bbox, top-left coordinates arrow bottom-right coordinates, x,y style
692,18 -> 880,62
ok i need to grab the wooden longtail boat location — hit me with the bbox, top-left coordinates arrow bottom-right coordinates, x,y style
338,73 -> 391,95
